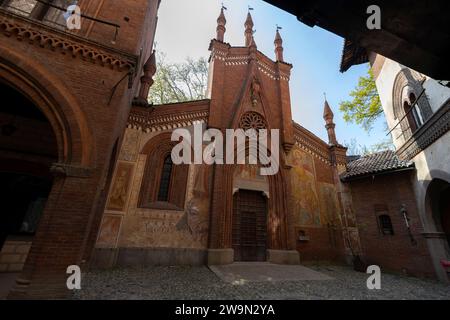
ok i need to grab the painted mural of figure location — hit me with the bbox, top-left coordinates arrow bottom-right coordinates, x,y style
291,148 -> 320,226
97,216 -> 121,247
176,165 -> 210,244
344,203 -> 356,227
318,184 -> 340,225
177,198 -> 209,243
108,167 -> 131,211
237,164 -> 260,180
304,181 -> 321,225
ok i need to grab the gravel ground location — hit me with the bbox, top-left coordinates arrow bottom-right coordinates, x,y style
73,265 -> 450,300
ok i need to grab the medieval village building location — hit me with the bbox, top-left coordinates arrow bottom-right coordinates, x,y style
0,2 -> 447,299
0,0 -> 162,298
341,43 -> 450,281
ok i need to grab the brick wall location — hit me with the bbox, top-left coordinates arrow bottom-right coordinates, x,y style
0,0 -> 160,298
348,171 -> 435,278
295,226 -> 345,263
0,239 -> 32,273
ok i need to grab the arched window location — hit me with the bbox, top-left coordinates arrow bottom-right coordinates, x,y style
157,155 -> 173,202
410,93 -> 424,128
392,69 -> 433,141
138,133 -> 189,210
379,215 -> 394,235
403,93 -> 424,133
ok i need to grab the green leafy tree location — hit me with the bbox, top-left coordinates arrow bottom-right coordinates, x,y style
370,139 -> 396,153
344,138 -> 395,156
340,67 -> 395,154
149,52 -> 208,105
339,68 -> 383,132
344,139 -> 367,156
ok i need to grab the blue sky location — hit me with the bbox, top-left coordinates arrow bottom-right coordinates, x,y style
154,0 -> 387,147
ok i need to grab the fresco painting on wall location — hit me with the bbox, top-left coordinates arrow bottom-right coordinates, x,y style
235,165 -> 264,181
318,183 -> 340,226
120,164 -> 210,249
176,200 -> 209,243
107,162 -> 134,212
177,165 -> 211,243
233,164 -> 270,196
96,215 -> 122,248
119,129 -> 140,162
290,148 -> 321,226
121,212 -> 208,249
343,202 -> 357,228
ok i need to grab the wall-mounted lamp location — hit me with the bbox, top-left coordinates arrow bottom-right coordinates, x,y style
401,204 -> 417,246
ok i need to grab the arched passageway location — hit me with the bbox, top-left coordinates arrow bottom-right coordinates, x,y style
427,179 -> 450,251
0,82 -> 57,274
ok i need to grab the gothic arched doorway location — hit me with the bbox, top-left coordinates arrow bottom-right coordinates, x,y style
0,82 -> 57,273
232,165 -> 269,262
232,189 -> 268,262
427,179 -> 450,252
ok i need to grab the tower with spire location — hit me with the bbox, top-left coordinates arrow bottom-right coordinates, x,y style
274,27 -> 284,62
208,7 -> 294,151
322,96 -> 348,167
207,6 -> 297,260
323,97 -> 338,146
216,6 -> 227,42
133,50 -> 156,107
244,11 -> 255,47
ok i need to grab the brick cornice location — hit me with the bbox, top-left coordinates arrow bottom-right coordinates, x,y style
128,100 -> 210,132
0,10 -> 137,71
209,39 -> 291,82
293,122 -> 332,164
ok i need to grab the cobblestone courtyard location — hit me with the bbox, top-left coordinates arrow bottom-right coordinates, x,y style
73,264 -> 450,300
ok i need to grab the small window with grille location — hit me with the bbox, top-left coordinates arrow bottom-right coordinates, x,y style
379,214 -> 394,235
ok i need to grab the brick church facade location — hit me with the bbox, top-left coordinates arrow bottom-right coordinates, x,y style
92,9 -> 360,269
0,2 -> 444,299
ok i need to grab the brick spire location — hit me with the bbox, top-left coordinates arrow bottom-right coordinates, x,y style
274,27 -> 284,62
245,11 -> 254,47
216,7 -> 227,42
134,50 -> 156,107
323,97 -> 338,145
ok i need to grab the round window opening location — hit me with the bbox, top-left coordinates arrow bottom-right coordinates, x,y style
239,112 -> 266,131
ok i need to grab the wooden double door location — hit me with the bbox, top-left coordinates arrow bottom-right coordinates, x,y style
232,190 -> 268,262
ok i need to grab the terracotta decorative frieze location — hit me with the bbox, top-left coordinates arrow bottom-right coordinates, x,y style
128,108 -> 209,132
257,60 -> 290,81
397,102 -> 450,160
210,49 -> 228,62
224,55 -> 249,66
210,48 -> 290,81
0,11 -> 137,71
293,122 -> 331,164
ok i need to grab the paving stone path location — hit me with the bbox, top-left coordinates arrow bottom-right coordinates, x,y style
73,264 -> 450,300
